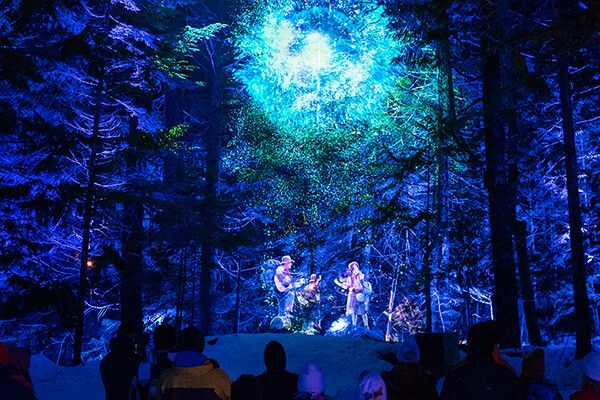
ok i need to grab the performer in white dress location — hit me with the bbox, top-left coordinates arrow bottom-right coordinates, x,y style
338,261 -> 369,328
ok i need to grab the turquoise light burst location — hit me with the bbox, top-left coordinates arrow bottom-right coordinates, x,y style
233,0 -> 401,133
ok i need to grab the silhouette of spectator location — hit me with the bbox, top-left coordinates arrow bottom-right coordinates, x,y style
100,323 -> 143,400
256,340 -> 299,400
358,370 -> 387,400
159,327 -> 232,400
441,320 -> 518,400
135,323 -> 177,400
381,335 -> 438,400
296,364 -> 325,400
517,348 -> 562,400
480,320 -> 517,375
0,344 -> 37,400
232,374 -> 261,400
570,351 -> 600,400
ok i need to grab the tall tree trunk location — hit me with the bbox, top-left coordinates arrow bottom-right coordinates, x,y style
506,109 -> 543,346
73,72 -> 103,365
513,219 -> 543,345
555,0 -> 592,358
423,161 -> 433,333
120,115 -> 145,351
199,69 -> 223,335
430,1 -> 455,334
199,0 -> 229,334
433,0 -> 454,292
481,0 -> 521,348
175,249 -> 187,332
234,260 -> 241,334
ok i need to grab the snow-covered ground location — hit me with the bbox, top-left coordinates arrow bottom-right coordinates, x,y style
29,333 -> 585,400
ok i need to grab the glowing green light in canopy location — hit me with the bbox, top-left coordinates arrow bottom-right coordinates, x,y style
299,32 -> 332,71
233,1 -> 401,133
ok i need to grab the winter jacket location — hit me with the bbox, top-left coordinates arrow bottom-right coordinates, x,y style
518,380 -> 562,400
159,351 -> 232,400
232,374 -> 261,400
256,370 -> 299,400
381,363 -> 439,400
440,356 -> 519,400
100,336 -> 143,400
570,384 -> 600,400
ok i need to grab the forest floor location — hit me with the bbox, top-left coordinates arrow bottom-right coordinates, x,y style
30,333 -> 583,400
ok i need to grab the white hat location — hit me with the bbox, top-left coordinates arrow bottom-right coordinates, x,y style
583,351 -> 600,382
298,364 -> 324,395
281,255 -> 294,264
396,335 -> 420,364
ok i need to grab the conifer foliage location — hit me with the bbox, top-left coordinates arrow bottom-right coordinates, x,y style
0,0 -> 599,362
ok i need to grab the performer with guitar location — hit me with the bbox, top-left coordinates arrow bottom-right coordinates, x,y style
273,255 -> 301,317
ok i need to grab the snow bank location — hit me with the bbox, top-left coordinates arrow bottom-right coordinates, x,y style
30,354 -> 103,400
204,333 -> 396,399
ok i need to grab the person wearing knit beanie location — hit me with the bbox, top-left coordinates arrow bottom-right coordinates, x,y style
296,364 -> 325,400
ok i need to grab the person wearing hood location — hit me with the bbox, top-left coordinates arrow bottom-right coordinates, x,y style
100,324 -> 143,400
570,351 -> 600,400
159,327 -> 232,400
256,340 -> 299,400
440,320 -> 518,400
380,335 -> 438,400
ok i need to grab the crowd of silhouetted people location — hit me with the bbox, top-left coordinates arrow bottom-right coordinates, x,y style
4,319 -> 600,400
94,320 -> 600,400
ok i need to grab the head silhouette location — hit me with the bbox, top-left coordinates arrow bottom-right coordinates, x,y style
467,320 -> 503,358
264,340 -> 287,372
154,324 -> 177,351
175,327 -> 206,353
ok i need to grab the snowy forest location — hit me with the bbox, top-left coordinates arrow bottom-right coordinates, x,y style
1,0 -> 599,368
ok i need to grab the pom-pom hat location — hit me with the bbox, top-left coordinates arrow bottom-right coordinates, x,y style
298,363 -> 325,395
